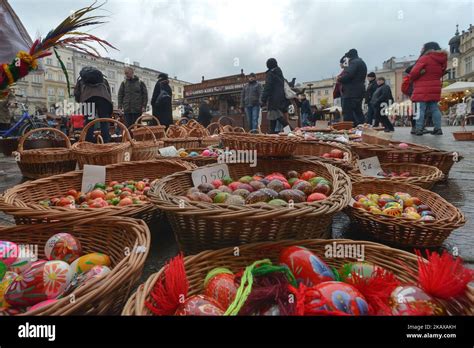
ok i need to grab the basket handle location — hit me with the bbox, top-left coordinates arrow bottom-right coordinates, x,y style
218,116 -> 233,126
96,135 -> 104,144
79,118 -> 131,143
129,124 -> 158,144
184,119 -> 202,129
135,114 -> 161,126
165,125 -> 188,139
206,122 -> 225,135
18,127 -> 71,153
232,127 -> 246,133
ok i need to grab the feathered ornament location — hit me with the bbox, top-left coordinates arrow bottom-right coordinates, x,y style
0,1 -> 116,94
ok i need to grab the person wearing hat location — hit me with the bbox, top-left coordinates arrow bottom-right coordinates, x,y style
337,48 -> 367,126
365,72 -> 378,126
240,73 -> 262,131
151,72 -> 173,128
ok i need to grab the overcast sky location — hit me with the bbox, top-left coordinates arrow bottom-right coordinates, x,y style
10,0 -> 474,83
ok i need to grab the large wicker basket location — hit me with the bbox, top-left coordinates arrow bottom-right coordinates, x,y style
15,128 -> 77,179
133,115 -> 166,141
163,125 -> 200,149
0,217 -> 150,315
345,179 -> 465,247
71,118 -> 132,169
129,124 -> 163,161
156,147 -> 218,167
349,163 -> 445,189
221,133 -> 300,157
149,157 -> 352,254
122,239 -> 473,316
0,159 -> 196,225
293,140 -> 355,164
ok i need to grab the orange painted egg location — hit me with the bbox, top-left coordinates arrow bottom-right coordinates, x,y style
175,295 -> 225,316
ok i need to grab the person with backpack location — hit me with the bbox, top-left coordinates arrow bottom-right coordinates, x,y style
151,73 -> 173,128
261,58 -> 291,134
370,77 -> 395,132
364,72 -> 378,126
118,67 -> 148,127
74,66 -> 113,143
410,42 -> 448,136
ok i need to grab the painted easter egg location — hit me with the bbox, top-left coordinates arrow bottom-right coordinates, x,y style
391,285 -> 444,315
0,271 -> 17,308
339,262 -> 380,280
45,233 -> 82,263
204,268 -> 236,310
366,193 -> 380,202
0,261 -> 6,281
64,265 -> 111,295
421,210 -> 435,217
175,295 -> 225,316
384,202 -> 402,210
382,207 -> 402,217
4,261 -> 48,307
405,211 -> 421,220
369,206 -> 383,215
309,281 -> 369,315
10,244 -> 38,274
279,246 -> 334,287
404,207 -> 418,214
43,261 -> 72,299
0,241 -> 18,266
394,192 -> 411,201
420,215 -> 436,221
28,299 -> 58,312
70,253 -> 111,278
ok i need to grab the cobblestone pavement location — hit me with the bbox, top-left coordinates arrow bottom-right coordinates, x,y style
0,126 -> 472,282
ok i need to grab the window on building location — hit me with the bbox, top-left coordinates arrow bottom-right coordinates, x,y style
465,56 -> 473,74
34,88 -> 41,98
48,88 -> 55,96
58,74 -> 64,82
324,89 -> 328,95
317,90 -> 321,96
58,89 -> 65,97
32,74 -> 42,83
47,72 -> 54,80
46,58 -> 53,66
178,87 -> 182,93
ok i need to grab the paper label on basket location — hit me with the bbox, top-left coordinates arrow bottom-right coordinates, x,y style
81,165 -> 106,193
349,198 -> 356,207
191,164 -> 230,187
315,121 -> 329,129
159,146 -> 179,157
357,157 -> 383,178
283,126 -> 291,135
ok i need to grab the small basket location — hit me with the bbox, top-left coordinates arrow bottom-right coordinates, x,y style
453,115 -> 474,141
0,217 -> 150,315
149,157 -> 352,254
15,128 -> 77,179
332,121 -> 354,130
129,124 -> 163,161
345,179 -> 465,247
349,163 -> 445,189
122,238 -> 473,316
133,115 -> 166,141
221,133 -> 300,157
293,140 -> 354,163
71,118 -> 132,169
0,159 -> 196,225
162,126 -> 200,149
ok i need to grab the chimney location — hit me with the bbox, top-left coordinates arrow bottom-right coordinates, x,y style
202,76 -> 205,82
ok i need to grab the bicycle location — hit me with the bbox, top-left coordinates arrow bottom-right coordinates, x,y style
0,103 -> 49,138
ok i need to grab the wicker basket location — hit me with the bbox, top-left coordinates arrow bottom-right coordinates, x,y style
221,133 -> 300,157
0,217 -> 150,315
293,140 -> 354,163
163,125 -> 200,149
14,128 -> 77,179
332,121 -> 354,130
122,238 -> 473,316
133,115 -> 166,141
349,163 -> 445,189
0,159 -> 196,225
129,124 -> 163,161
71,118 -> 132,169
149,158 -> 351,254
156,147 -> 218,167
345,179 -> 465,247
200,122 -> 224,147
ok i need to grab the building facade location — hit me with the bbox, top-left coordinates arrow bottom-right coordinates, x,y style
447,24 -> 474,82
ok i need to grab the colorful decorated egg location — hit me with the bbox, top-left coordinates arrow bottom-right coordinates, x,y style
391,285 -> 443,315
382,207 -> 402,217
405,211 -> 421,220
44,233 -> 82,263
309,281 -> 369,315
204,268 -> 236,310
366,193 -> 380,202
384,202 -> 402,210
28,299 -> 58,312
0,261 -> 6,281
279,246 -> 334,287
4,261 -> 48,307
0,271 -> 17,308
421,210 -> 435,217
0,241 -> 18,266
70,253 -> 111,279
175,294 -> 225,316
339,262 -> 379,280
394,192 -> 411,201
404,207 -> 418,214
10,244 -> 38,274
420,215 -> 436,221
369,206 -> 383,215
43,261 -> 72,299
64,265 -> 111,295
354,194 -> 367,201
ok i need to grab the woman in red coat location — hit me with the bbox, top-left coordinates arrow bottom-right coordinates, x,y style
410,42 -> 447,135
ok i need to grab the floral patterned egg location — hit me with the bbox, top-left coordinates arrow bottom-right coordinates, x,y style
28,299 -> 59,312
65,265 -> 111,295
43,261 -> 72,299
175,295 -> 225,316
279,246 -> 334,287
9,244 -> 38,274
70,253 -> 111,278
204,270 -> 236,310
5,261 -> 48,307
391,285 -> 444,315
0,271 -> 17,308
310,281 -> 369,316
0,241 -> 18,266
339,262 -> 380,281
44,233 -> 82,263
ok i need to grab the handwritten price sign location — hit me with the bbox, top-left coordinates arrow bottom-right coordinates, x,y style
191,164 -> 230,187
356,156 -> 383,177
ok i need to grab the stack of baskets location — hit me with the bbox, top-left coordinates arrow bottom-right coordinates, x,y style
129,124 -> 163,161
133,115 -> 166,141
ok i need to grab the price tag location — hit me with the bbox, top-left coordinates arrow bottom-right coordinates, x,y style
81,165 -> 106,193
191,164 -> 230,187
357,157 -> 383,177
349,198 -> 356,206
283,126 -> 291,135
159,146 -> 178,157
315,121 -> 329,129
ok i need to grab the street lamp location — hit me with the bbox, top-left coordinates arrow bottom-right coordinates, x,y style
307,83 -> 314,105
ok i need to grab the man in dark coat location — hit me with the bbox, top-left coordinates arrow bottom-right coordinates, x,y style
118,67 -> 148,126
337,49 -> 367,126
151,73 -> 173,128
297,93 -> 312,127
240,73 -> 262,131
261,58 -> 291,134
370,77 -> 394,132
198,99 -> 212,127
364,72 -> 377,126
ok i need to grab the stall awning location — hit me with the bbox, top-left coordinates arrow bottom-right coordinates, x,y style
442,81 -> 474,94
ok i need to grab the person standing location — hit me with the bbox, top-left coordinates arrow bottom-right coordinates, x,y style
410,42 -> 448,136
240,73 -> 262,131
364,72 -> 378,126
118,67 -> 148,127
370,77 -> 394,132
0,89 -> 15,130
261,58 -> 291,134
74,66 -> 113,143
297,93 -> 312,127
337,49 -> 367,126
151,73 -> 173,128
198,98 -> 213,127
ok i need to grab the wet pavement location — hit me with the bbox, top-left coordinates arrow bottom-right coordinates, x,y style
0,126 -> 472,283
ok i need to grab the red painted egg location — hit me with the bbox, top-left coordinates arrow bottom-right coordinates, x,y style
174,294 -> 225,316
280,246 -> 334,287
204,273 -> 236,310
4,261 -> 48,307
391,285 -> 444,315
310,281 -> 369,315
44,233 -> 82,263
